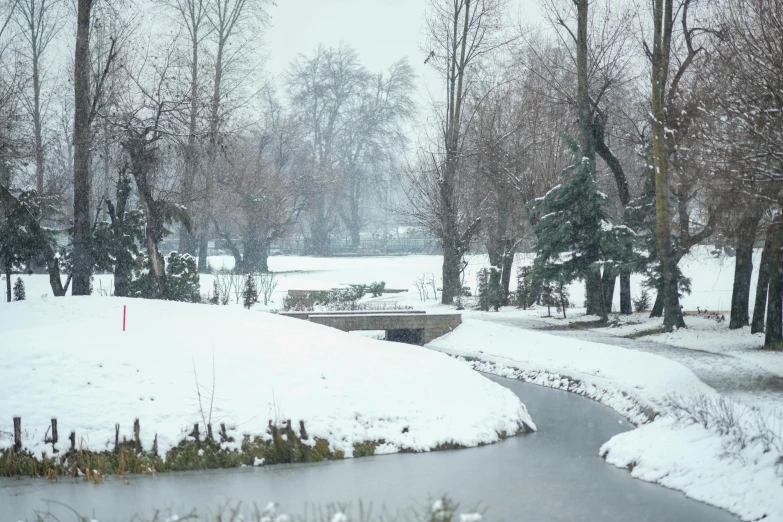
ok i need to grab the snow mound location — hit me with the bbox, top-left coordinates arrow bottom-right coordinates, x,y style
428,318 -> 715,411
601,418 -> 783,522
0,298 -> 534,459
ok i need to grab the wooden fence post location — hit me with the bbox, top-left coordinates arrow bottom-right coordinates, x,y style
12,417 -> 21,451
133,419 -> 141,452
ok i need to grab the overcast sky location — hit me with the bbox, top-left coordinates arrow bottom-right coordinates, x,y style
264,0 -> 545,102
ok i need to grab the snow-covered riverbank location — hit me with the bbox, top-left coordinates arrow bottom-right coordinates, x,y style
428,319 -> 783,522
0,298 -> 533,462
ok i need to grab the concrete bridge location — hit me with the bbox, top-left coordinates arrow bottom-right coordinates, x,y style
278,310 -> 462,345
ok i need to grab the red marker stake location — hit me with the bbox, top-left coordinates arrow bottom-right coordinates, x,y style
123,305 -> 127,332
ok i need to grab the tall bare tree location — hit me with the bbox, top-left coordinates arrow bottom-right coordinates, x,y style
164,0 -> 210,254
423,0 -> 509,304
14,0 -> 61,195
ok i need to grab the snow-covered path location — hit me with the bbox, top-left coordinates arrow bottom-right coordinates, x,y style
479,314 -> 783,412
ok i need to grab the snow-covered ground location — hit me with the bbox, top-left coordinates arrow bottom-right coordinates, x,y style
0,245 -> 756,314
428,320 -> 783,522
2,248 -> 781,520
0,298 -> 534,460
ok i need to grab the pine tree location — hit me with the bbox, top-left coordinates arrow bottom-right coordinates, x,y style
210,280 -> 220,305
476,268 -> 490,311
540,282 -> 555,317
12,277 -> 25,301
528,136 -> 637,322
516,266 -> 533,309
243,273 -> 258,309
554,276 -> 570,318
633,289 -> 651,313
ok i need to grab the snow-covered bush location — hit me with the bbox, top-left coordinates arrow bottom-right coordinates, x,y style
128,252 -> 200,302
367,281 -> 386,297
165,252 -> 201,302
243,273 -> 258,309
12,277 -> 25,301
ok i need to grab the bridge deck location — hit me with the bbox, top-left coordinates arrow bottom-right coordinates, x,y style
279,311 -> 461,345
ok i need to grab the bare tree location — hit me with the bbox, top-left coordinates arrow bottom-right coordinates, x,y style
14,0 -> 61,195
423,0 -> 510,305
162,0 -> 211,255
195,0 -> 267,271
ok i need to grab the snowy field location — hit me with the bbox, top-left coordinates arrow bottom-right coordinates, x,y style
0,298 -> 534,460
0,246 -> 750,312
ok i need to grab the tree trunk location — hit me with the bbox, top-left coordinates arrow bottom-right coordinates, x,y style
584,270 -> 602,315
500,249 -> 514,305
619,271 -> 632,314
602,269 -> 616,314
180,32 -> 200,256
650,287 -> 664,318
651,0 -> 681,332
764,222 -> 783,346
47,256 -> 66,296
33,51 -> 44,195
751,231 -> 773,334
5,265 -> 11,302
197,234 -> 209,273
730,212 -> 762,329
71,0 -> 93,296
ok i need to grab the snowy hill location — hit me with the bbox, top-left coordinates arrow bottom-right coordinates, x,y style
0,298 -> 534,463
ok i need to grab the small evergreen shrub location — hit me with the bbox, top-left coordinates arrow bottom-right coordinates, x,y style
165,252 -> 200,302
476,268 -> 490,311
243,274 -> 258,309
633,289 -> 651,312
516,266 -> 533,309
209,280 -> 220,305
368,281 -> 386,297
128,252 -> 200,302
12,277 -> 25,301
553,276 -> 570,318
540,282 -> 556,317
476,268 -> 503,311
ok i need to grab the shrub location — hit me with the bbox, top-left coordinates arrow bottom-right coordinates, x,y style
515,266 -> 533,309
128,252 -> 200,302
540,282 -> 556,317
476,268 -> 503,311
633,289 -> 651,312
368,281 -> 386,297
165,252 -> 201,302
243,274 -> 258,309
209,280 -> 220,305
255,272 -> 278,305
553,277 -> 570,318
12,277 -> 25,301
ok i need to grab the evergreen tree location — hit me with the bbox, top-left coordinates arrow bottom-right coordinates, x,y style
554,275 -> 570,318
0,189 -> 48,302
210,280 -> 220,305
476,268 -> 490,311
243,273 -> 258,309
12,277 -> 25,301
528,136 -> 636,322
633,289 -> 651,313
540,282 -> 555,317
516,266 -> 534,309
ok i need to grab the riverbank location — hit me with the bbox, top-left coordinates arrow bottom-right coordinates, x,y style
1,377 -> 737,522
0,298 -> 534,478
427,319 -> 783,522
